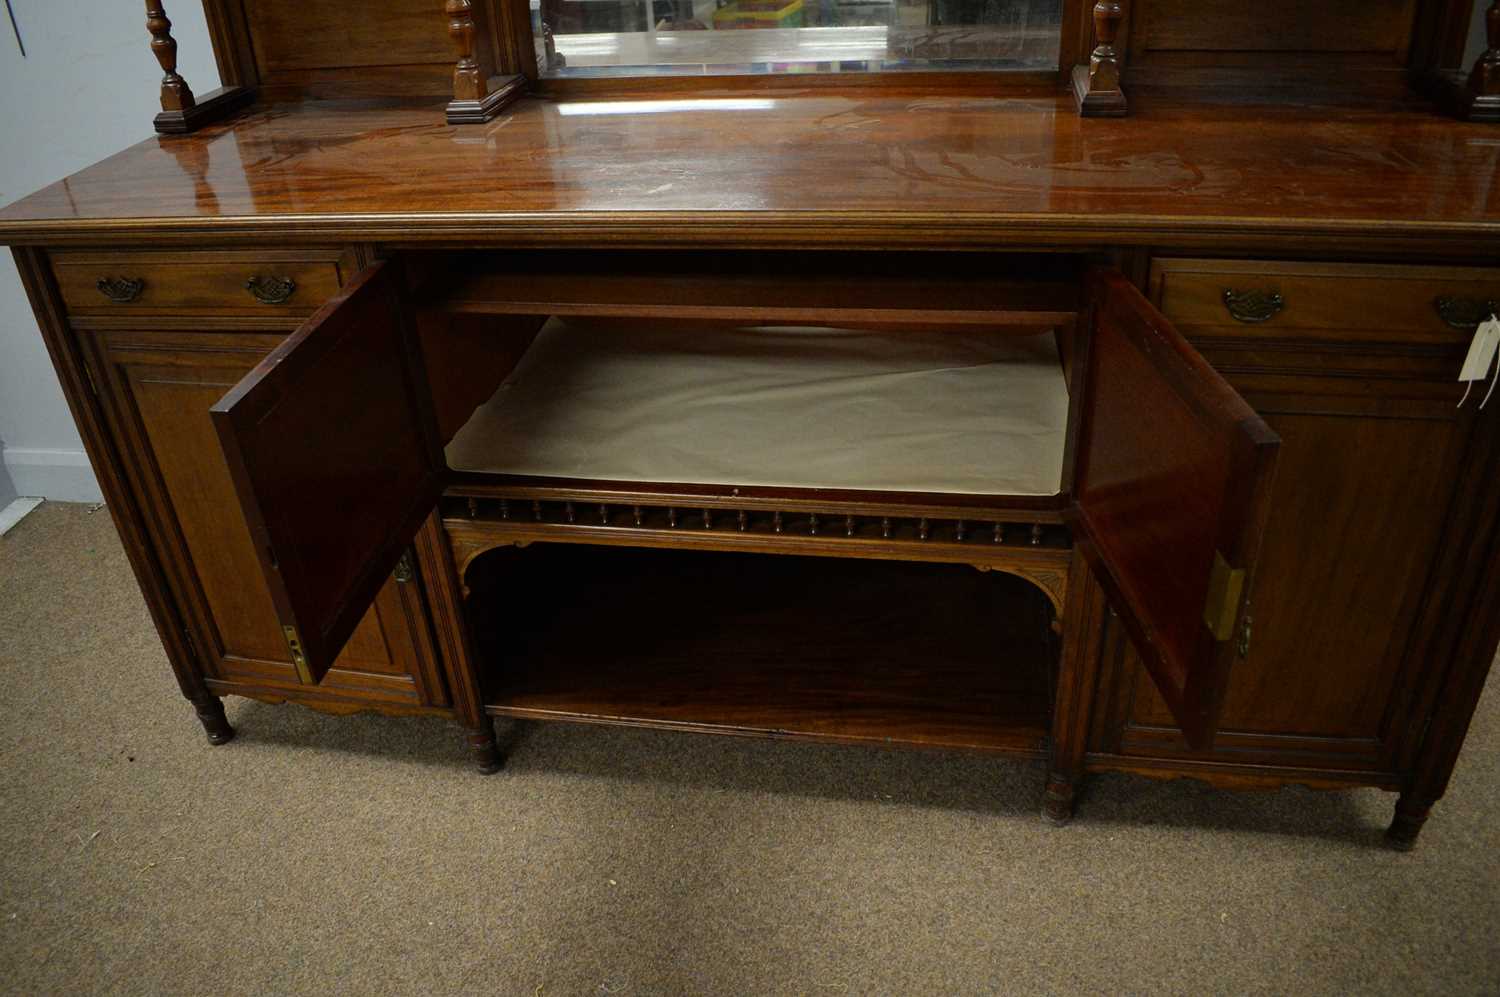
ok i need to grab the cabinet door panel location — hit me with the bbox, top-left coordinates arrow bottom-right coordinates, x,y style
1093,276 -> 1482,773
1101,384 -> 1475,767
87,329 -> 447,707
211,260 -> 444,684
1073,268 -> 1280,750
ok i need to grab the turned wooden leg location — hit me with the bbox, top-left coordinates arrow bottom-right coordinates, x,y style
1385,794 -> 1433,851
1043,773 -> 1078,825
191,696 -> 235,745
465,720 -> 502,774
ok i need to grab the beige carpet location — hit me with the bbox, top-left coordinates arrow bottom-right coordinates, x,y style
1,502 -> 1496,996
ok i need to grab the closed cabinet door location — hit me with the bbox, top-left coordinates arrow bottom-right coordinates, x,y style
81,327 -> 449,708
1090,260 -> 1493,776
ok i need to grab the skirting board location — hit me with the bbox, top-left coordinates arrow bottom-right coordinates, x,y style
1,448 -> 102,503
0,497 -> 43,537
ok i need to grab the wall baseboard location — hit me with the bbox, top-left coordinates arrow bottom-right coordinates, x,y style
1,448 -> 102,503
0,457 -> 14,509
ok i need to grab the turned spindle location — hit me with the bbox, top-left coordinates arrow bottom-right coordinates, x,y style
532,500 -> 543,521
918,518 -> 930,541
881,517 -> 892,539
993,522 -> 1005,544
499,499 -> 510,520
564,501 -> 576,524
467,497 -> 479,518
1031,523 -> 1044,546
955,520 -> 967,542
808,513 -> 820,535
599,504 -> 610,525
146,3 -> 195,113
1073,0 -> 1127,117
633,506 -> 644,527
773,511 -> 784,534
446,0 -> 488,102
737,510 -> 749,532
1470,2 -> 1500,98
845,515 -> 856,537
668,507 -> 679,528
702,509 -> 713,529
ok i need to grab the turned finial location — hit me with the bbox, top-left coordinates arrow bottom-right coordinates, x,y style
1089,1 -> 1124,93
1469,2 -> 1500,97
446,0 -> 488,102
1072,0 -> 1126,115
145,2 -> 195,113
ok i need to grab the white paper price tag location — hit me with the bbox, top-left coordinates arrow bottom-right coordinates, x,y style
1457,315 -> 1500,408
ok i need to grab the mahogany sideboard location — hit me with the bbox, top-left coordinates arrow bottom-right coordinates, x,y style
2,1 -> 1499,850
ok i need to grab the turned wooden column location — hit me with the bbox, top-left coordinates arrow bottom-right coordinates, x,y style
1427,0 -> 1500,121
446,0 -> 489,103
444,0 -> 527,124
145,2 -> 196,113
1072,0 -> 1127,117
1469,2 -> 1500,99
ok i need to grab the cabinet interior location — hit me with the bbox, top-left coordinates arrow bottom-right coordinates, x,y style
422,249 -> 1078,750
465,541 -> 1059,753
421,249 -> 1081,504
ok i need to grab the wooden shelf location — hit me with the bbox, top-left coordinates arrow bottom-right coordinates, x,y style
439,250 -> 1081,329
471,543 -> 1056,756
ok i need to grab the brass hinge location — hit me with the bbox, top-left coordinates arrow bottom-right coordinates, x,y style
1202,550 -> 1246,642
394,551 -> 415,584
281,624 -> 312,683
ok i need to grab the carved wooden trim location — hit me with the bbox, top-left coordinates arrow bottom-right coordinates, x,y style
443,494 -> 1073,621
1071,0 -> 1127,118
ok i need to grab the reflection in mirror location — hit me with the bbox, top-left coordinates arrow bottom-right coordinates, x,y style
531,0 -> 1062,77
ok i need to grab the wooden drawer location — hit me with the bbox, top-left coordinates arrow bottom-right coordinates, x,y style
52,249 -> 353,318
1150,259 -> 1500,344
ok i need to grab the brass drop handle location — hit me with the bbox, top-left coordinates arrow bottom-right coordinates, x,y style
1433,295 -> 1497,330
246,275 -> 297,305
96,276 -> 145,303
1221,288 -> 1284,324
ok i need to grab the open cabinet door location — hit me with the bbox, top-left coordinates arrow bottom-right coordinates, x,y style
211,259 -> 445,684
1071,268 -> 1280,749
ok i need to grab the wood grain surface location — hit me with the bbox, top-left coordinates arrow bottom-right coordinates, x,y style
4,93 -> 1500,252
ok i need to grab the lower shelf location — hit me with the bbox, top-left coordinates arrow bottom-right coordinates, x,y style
470,543 -> 1056,756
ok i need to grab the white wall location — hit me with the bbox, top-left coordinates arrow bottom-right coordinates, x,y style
0,1 -> 218,502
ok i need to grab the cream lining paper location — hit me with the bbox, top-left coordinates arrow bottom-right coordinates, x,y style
445,318 -> 1069,496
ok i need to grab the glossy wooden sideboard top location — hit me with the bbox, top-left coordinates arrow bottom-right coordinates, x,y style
3,91 -> 1500,252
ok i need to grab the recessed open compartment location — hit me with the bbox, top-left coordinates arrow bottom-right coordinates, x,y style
465,542 -> 1058,754
433,252 -> 1077,754
210,248 -> 1277,751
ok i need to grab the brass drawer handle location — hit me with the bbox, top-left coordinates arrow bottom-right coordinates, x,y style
1221,288 -> 1284,324
96,276 -> 145,303
246,275 -> 297,305
1433,295 -> 1496,330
